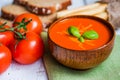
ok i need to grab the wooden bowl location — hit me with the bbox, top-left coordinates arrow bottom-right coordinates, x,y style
48,15 -> 115,69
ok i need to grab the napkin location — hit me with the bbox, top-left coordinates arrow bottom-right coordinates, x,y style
107,0 -> 120,29
42,32 -> 120,80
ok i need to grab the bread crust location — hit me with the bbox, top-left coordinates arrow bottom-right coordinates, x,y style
26,0 -> 71,15
13,0 -> 28,6
1,4 -> 29,20
1,9 -> 16,21
13,0 -> 71,15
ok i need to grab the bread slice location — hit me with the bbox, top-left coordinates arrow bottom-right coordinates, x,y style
13,0 -> 28,6
1,4 -> 57,28
39,13 -> 57,28
26,0 -> 71,15
0,17 -> 12,26
1,4 -> 29,20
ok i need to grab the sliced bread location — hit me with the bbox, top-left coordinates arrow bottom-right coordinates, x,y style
1,4 -> 57,28
1,4 -> 29,20
39,13 -> 57,28
26,0 -> 71,15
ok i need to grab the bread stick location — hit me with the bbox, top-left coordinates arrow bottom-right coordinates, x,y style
72,4 -> 107,15
57,3 -> 107,18
57,3 -> 101,18
94,12 -> 108,20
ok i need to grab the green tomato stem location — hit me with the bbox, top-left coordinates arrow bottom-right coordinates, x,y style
0,22 -> 7,28
0,18 -> 32,40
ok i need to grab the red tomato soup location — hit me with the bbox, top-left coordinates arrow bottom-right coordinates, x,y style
49,17 -> 112,50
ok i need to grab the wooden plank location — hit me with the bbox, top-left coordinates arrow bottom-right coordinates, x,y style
0,60 -> 48,80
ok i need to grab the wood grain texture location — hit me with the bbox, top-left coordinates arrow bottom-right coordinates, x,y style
42,32 -> 120,80
48,37 -> 114,69
48,15 -> 115,69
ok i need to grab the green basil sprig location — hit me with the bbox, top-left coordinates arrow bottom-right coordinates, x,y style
67,26 -> 99,43
78,36 -> 85,42
82,30 -> 99,40
68,26 -> 81,38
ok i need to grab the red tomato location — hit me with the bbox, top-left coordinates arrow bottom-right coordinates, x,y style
0,22 -> 15,46
0,44 -> 12,74
0,31 -> 15,46
13,13 -> 43,34
12,32 -> 44,64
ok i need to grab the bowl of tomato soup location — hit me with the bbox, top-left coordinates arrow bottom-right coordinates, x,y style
48,15 -> 115,69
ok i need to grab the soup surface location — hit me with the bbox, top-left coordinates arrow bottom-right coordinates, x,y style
49,17 -> 111,50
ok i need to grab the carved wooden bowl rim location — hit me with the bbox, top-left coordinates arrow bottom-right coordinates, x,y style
48,15 -> 115,51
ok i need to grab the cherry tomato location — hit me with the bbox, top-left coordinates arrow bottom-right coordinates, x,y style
12,32 -> 44,64
0,31 -> 15,46
0,44 -> 12,74
0,22 -> 15,46
13,13 -> 43,34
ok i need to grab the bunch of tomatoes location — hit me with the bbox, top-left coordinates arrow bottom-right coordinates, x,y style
0,13 -> 44,74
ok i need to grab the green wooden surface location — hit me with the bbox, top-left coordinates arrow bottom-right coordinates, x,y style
41,32 -> 120,80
